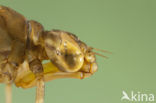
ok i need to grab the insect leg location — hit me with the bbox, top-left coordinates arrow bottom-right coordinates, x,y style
5,83 -> 12,103
26,20 -> 45,103
36,77 -> 44,103
1,40 -> 24,103
28,59 -> 44,103
44,72 -> 92,82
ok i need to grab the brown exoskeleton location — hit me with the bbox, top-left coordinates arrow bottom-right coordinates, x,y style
0,5 -> 110,103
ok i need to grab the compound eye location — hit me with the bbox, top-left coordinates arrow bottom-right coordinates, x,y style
44,31 -> 84,72
59,39 -> 84,72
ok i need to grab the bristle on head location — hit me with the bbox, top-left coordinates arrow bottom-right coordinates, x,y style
89,47 -> 112,59
92,52 -> 108,59
90,47 -> 112,54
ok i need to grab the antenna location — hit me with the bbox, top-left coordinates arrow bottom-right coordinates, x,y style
90,47 -> 112,59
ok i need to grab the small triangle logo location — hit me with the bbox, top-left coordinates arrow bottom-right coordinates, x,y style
121,91 -> 130,101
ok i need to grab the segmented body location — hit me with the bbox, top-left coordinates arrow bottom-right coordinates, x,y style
0,5 -> 98,89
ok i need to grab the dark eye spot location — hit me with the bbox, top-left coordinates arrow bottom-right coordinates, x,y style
64,53 -> 76,68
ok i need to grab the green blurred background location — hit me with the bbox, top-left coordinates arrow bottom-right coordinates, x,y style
0,0 -> 156,103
